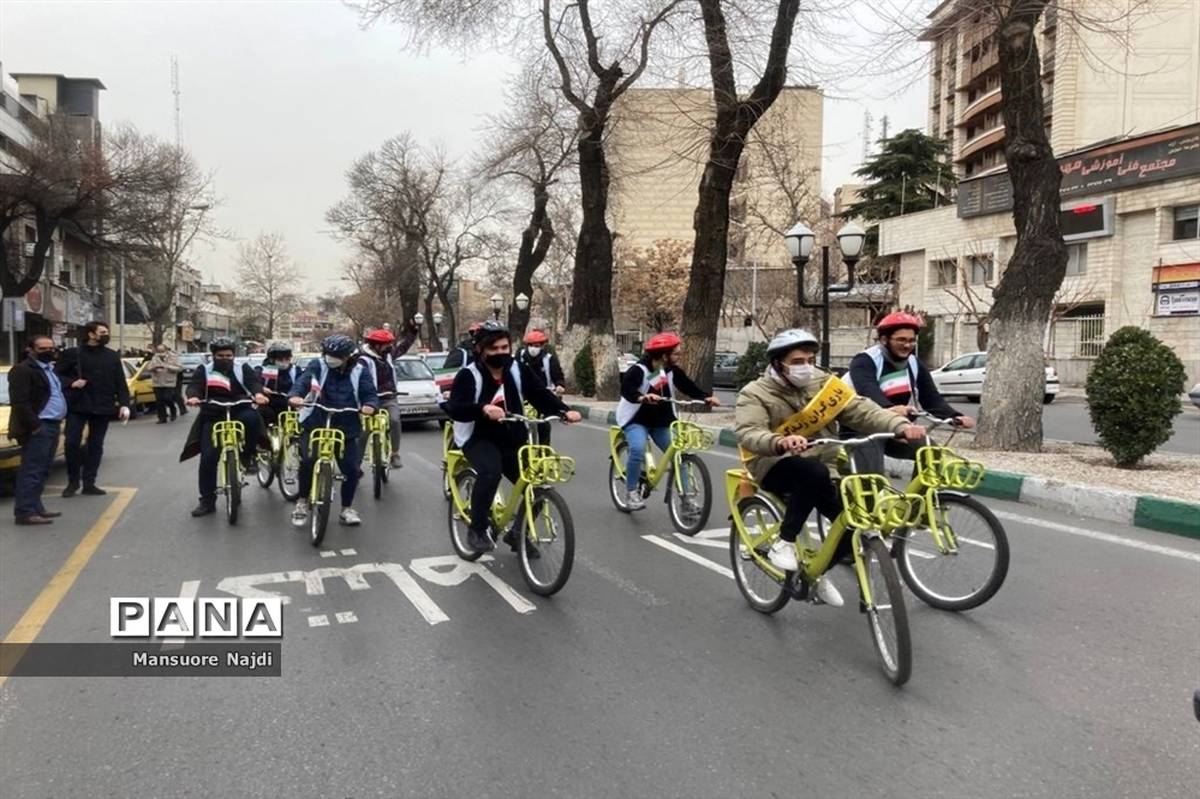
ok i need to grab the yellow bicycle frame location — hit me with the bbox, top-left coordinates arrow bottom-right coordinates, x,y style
362,408 -> 392,463
447,441 -> 575,541
307,425 -> 346,503
211,419 -> 246,489
609,419 -> 714,493
897,444 -> 987,555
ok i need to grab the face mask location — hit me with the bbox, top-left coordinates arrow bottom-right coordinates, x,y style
213,357 -> 234,372
527,346 -> 543,357
324,355 -> 345,369
96,335 -> 111,347
787,363 -> 815,386
36,350 -> 56,363
485,353 -> 512,370
277,359 -> 291,369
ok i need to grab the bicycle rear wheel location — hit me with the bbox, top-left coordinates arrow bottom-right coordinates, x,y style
448,469 -> 483,562
310,461 -> 332,547
520,489 -> 575,596
861,535 -> 911,686
730,496 -> 790,614
278,439 -> 301,501
371,436 -> 384,500
667,454 -> 712,535
892,493 -> 1009,611
224,453 -> 241,525
256,442 -> 275,489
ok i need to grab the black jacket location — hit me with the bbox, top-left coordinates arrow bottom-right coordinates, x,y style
443,342 -> 474,370
445,361 -> 569,446
518,348 -> 565,390
7,357 -> 56,445
55,344 -> 130,416
619,358 -> 706,428
847,351 -> 958,419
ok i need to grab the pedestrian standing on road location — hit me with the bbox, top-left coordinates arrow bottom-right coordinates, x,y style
517,328 -> 567,444
174,360 -> 189,417
844,312 -> 974,474
55,321 -> 130,498
148,344 -> 183,423
7,336 -> 67,525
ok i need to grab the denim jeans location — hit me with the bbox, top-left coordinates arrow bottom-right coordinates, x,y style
623,423 -> 673,491
15,420 -> 61,517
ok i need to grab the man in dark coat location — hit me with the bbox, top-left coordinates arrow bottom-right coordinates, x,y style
7,336 -> 68,524
55,321 -> 130,497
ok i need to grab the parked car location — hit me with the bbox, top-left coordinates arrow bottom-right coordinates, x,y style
712,352 -> 740,387
293,353 -> 321,372
392,356 -> 445,422
121,358 -> 157,413
0,365 -> 66,488
420,351 -> 457,395
931,351 -> 1060,403
1189,382 -> 1200,408
178,352 -> 210,383
617,353 -> 638,374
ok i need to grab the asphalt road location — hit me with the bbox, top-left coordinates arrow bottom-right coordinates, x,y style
1,416 -> 1198,798
713,388 -> 1200,453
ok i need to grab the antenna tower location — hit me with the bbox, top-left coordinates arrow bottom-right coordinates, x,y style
171,56 -> 181,147
861,110 -> 873,162
880,115 -> 890,143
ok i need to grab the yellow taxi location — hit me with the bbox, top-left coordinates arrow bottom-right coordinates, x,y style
121,357 -> 157,414
0,364 -> 66,482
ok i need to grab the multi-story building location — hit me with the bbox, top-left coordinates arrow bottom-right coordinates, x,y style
878,1 -> 1200,385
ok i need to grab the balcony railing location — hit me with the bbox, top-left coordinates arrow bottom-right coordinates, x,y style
961,48 -> 999,86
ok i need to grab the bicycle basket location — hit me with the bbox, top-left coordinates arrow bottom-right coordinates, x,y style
278,410 -> 301,438
838,474 -> 925,533
364,410 -> 390,434
309,426 -> 346,459
211,420 -> 246,450
670,420 -> 715,453
521,402 -> 541,420
519,444 -> 575,485
915,446 -> 985,490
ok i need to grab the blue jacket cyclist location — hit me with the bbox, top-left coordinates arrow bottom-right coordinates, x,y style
287,334 -> 379,528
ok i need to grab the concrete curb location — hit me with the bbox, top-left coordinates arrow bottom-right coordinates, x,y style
569,400 -> 1200,541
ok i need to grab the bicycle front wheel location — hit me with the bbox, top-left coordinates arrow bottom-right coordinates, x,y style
278,439 -> 301,501
861,535 -> 911,686
224,453 -> 241,525
607,442 -> 633,512
448,469 -> 482,562
310,461 -> 332,547
892,493 -> 1009,611
372,437 -> 384,500
667,454 -> 712,535
730,496 -> 790,614
256,446 -> 275,489
520,489 -> 575,596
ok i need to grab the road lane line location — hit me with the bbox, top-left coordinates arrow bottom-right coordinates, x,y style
992,510 -> 1200,563
673,532 -> 727,550
642,535 -> 734,579
405,452 -> 441,472
160,579 -> 200,650
1,487 -> 137,688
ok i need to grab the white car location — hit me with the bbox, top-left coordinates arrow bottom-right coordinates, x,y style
931,351 -> 1060,404
617,353 -> 638,374
391,356 -> 445,421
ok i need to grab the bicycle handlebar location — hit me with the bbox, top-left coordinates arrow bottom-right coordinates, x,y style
298,402 -> 366,414
805,432 -> 898,448
376,390 -> 410,398
504,413 -> 566,423
202,398 -> 257,408
910,410 -> 962,427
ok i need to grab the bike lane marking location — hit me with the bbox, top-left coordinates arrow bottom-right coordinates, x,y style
0,487 -> 137,688
641,535 -> 734,580
992,509 -> 1200,563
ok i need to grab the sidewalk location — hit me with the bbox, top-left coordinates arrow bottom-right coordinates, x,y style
565,394 -> 1200,540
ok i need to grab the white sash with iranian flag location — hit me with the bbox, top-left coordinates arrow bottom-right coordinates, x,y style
878,366 -> 912,400
261,365 -> 279,384
206,369 -> 232,393
738,375 -> 857,463
491,385 -> 506,408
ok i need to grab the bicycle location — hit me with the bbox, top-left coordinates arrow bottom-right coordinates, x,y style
440,418 -> 454,500
204,398 -> 257,525
255,393 -> 303,501
726,432 -> 926,686
607,399 -> 715,535
363,390 -> 407,500
883,412 -> 1010,611
297,402 -> 362,547
446,413 -> 576,596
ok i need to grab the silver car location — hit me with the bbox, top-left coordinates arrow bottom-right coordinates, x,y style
392,356 -> 445,421
931,351 -> 1061,404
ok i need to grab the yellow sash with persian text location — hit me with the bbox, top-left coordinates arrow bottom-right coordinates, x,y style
739,376 -> 857,463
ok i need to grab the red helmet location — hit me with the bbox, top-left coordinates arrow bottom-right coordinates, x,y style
645,332 -> 682,354
523,329 -> 548,345
876,312 -> 924,337
364,328 -> 395,345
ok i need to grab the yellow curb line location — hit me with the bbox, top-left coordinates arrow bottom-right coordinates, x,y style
1,486 -> 137,687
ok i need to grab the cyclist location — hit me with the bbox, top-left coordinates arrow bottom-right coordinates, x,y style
359,327 -> 412,468
255,341 -> 300,428
443,321 -> 483,370
445,320 -> 581,555
180,337 -> 269,517
517,328 -> 566,444
615,332 -> 719,511
733,329 -> 925,606
845,312 -> 973,474
287,334 -> 379,528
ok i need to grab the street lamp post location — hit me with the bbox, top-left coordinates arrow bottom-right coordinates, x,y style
433,311 -> 443,350
784,221 -> 866,369
413,312 -> 425,346
489,293 -> 503,321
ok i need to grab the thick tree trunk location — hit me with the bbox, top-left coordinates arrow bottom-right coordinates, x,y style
569,117 -> 615,338
976,2 -> 1067,452
423,291 -> 437,348
510,184 -> 554,340
434,282 -> 457,346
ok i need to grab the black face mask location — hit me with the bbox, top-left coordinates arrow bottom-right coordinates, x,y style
95,335 -> 111,347
213,357 -> 234,372
484,353 -> 513,370
35,350 -> 56,363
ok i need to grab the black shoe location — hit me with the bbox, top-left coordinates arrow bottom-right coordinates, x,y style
15,515 -> 54,525
467,528 -> 495,554
191,502 -> 217,517
38,510 -> 63,518
156,419 -> 168,424
82,485 -> 107,496
502,527 -> 540,559
62,482 -> 80,498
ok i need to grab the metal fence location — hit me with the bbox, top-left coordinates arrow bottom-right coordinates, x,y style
1047,314 -> 1105,358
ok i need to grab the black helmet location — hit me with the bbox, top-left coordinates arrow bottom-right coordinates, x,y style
209,336 -> 237,354
473,320 -> 510,349
266,340 -> 292,358
321,334 -> 355,358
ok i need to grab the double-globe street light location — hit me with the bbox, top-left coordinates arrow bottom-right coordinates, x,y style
783,220 -> 866,369
489,292 -> 530,323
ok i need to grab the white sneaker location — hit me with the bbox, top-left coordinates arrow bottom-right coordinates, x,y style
626,492 -> 646,512
389,453 -> 403,469
339,507 -> 362,526
291,499 -> 310,528
767,539 -> 798,571
814,576 -> 845,607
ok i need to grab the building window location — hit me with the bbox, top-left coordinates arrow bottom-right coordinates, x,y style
931,259 -> 957,287
967,255 -> 994,284
1065,243 -> 1087,276
1174,205 -> 1199,240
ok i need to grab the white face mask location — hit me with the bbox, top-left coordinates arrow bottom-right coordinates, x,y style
787,363 -> 815,386
527,346 -> 543,357
324,355 -> 345,369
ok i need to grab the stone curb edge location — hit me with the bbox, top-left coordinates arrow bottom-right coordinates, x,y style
569,402 -> 1200,542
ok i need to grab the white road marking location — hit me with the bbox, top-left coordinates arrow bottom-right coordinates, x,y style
307,615 -> 330,627
160,580 -> 201,651
339,548 -> 357,556
992,510 -> 1200,563
335,611 -> 358,624
408,555 -> 537,614
642,535 -> 734,579
956,536 -> 995,550
673,532 -> 727,550
319,551 -> 337,558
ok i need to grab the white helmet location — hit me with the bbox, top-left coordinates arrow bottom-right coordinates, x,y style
767,329 -> 819,357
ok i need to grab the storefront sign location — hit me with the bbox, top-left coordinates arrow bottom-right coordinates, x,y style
1152,263 -> 1200,316
46,285 -> 67,322
1155,290 -> 1199,316
958,123 -> 1200,219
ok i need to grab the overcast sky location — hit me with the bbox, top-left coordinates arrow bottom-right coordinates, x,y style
0,0 -> 927,293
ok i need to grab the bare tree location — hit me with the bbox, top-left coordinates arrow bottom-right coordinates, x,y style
235,232 -> 303,338
616,238 -> 691,332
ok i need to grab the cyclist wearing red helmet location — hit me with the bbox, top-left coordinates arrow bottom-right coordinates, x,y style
616,332 -> 719,511
845,311 -> 973,473
359,325 -> 417,468
517,328 -> 566,443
